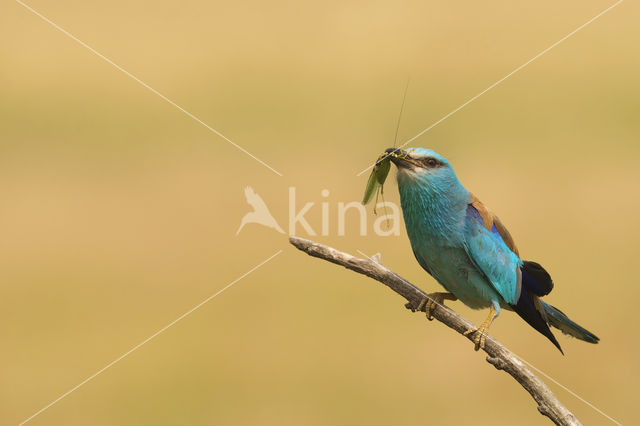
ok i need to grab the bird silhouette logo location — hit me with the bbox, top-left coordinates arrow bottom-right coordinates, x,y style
236,186 -> 285,235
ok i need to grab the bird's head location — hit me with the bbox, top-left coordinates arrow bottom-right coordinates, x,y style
385,147 -> 469,207
385,147 -> 455,183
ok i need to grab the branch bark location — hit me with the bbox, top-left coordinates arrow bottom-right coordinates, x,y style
289,236 -> 580,426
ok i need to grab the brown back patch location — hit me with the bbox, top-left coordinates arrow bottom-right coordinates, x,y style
470,193 -> 520,256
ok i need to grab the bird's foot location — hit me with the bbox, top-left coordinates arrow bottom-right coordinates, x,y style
416,292 -> 457,321
463,305 -> 497,351
463,325 -> 488,351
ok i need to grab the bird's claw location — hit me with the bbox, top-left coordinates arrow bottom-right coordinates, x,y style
416,297 -> 436,320
417,298 -> 427,315
424,298 -> 437,321
463,326 -> 487,351
416,292 -> 456,321
463,305 -> 498,351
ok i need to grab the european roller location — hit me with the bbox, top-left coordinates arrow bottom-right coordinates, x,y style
385,147 -> 599,353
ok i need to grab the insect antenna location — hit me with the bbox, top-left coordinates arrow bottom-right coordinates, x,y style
377,77 -> 410,223
393,77 -> 410,147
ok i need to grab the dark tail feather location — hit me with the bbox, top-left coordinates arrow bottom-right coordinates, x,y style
516,260 -> 598,351
542,301 -> 600,344
521,260 -> 554,296
511,289 -> 563,354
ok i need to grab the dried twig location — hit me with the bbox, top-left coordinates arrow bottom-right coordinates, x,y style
289,236 -> 580,426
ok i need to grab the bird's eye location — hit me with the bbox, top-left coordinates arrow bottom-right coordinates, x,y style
425,158 -> 438,167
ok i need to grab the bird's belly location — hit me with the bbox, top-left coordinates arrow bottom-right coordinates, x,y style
414,245 -> 499,310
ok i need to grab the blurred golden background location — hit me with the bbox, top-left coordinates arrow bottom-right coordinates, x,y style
1,0 -> 638,424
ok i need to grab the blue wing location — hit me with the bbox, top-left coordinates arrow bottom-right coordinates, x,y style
463,203 -> 522,305
464,197 -> 565,352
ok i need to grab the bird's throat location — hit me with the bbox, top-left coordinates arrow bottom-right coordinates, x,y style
396,171 -> 469,243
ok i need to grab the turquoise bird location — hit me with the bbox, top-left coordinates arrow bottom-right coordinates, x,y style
385,147 -> 599,353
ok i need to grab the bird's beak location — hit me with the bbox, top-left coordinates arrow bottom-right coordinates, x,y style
384,147 -> 413,169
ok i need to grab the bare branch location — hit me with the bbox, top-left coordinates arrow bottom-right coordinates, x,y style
289,236 -> 580,426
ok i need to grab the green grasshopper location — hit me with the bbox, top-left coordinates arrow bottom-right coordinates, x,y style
361,149 -> 419,213
361,152 -> 391,213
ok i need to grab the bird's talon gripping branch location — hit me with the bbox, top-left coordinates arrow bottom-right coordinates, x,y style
426,292 -> 457,320
424,299 -> 437,321
463,305 -> 498,351
463,326 -> 480,350
463,326 -> 485,351
415,293 -> 457,321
